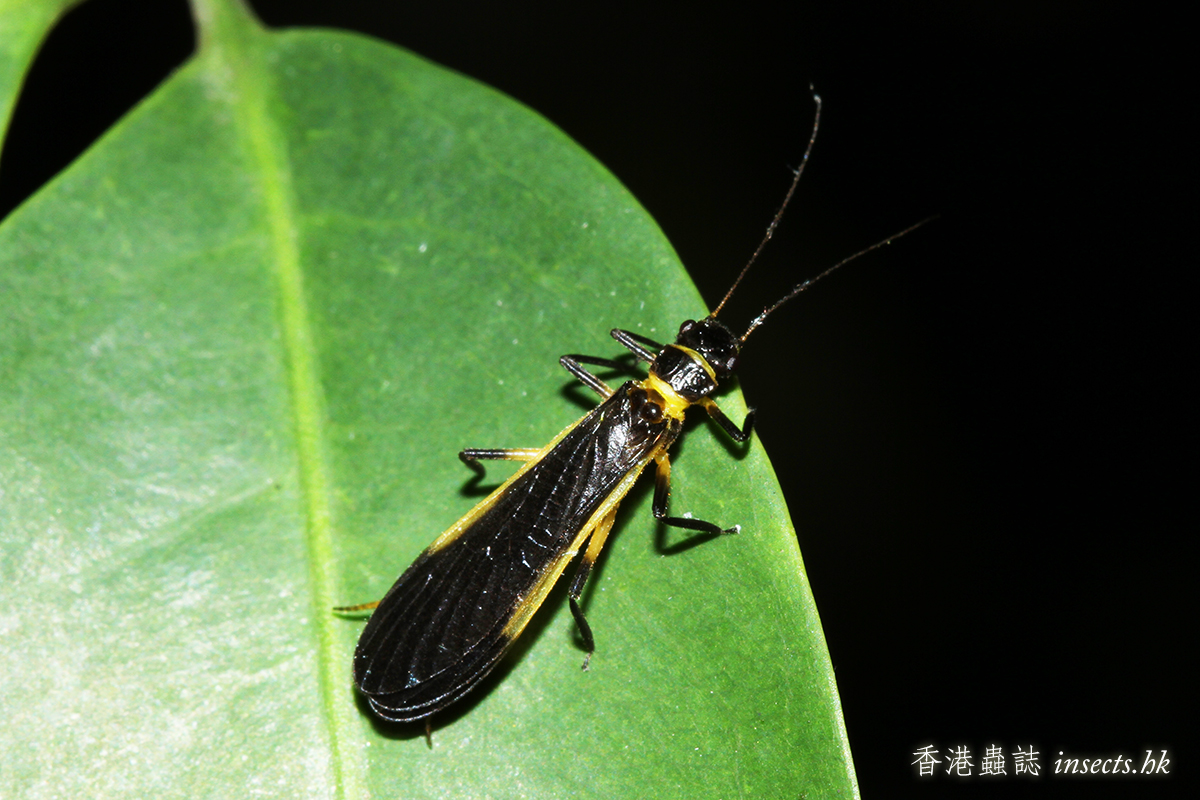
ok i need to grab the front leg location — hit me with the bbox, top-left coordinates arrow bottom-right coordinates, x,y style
699,398 -> 755,443
558,354 -> 623,399
610,328 -> 662,362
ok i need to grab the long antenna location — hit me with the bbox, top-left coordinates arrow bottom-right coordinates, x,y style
709,90 -> 823,319
739,215 -> 938,343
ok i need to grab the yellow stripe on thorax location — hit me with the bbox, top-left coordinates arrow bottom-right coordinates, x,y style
643,373 -> 697,420
671,344 -> 718,383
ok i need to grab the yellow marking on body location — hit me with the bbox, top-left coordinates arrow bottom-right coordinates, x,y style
671,345 -> 718,383
642,373 -> 693,420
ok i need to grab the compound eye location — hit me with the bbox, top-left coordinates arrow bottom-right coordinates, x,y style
677,319 -> 696,336
642,402 -> 663,423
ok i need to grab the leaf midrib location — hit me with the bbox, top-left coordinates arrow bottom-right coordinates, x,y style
192,1 -> 363,796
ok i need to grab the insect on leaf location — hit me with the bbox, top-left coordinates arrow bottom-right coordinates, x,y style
0,0 -> 857,796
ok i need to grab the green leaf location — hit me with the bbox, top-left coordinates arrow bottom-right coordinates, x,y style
0,0 -> 857,797
0,0 -> 80,132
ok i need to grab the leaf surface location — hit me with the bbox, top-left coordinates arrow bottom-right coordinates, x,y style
0,1 -> 856,797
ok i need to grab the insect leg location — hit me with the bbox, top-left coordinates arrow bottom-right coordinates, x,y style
652,453 -> 740,535
459,448 -> 541,462
558,355 -> 619,398
332,600 -> 380,614
699,398 -> 756,443
458,448 -> 541,481
567,505 -> 620,670
610,328 -> 662,362
562,328 -> 664,396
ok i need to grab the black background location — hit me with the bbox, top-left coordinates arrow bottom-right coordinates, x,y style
3,1 -> 1188,797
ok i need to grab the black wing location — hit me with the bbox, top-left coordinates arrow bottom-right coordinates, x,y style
353,383 -> 668,721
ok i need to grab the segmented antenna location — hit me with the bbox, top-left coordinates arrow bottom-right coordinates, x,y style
709,90 -> 823,319
739,216 -> 938,343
